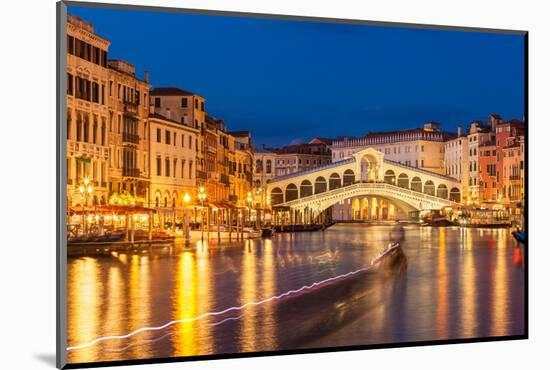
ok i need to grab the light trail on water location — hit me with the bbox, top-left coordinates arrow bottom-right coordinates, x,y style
67,244 -> 397,352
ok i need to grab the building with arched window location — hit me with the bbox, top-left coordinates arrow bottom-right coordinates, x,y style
66,15 -> 111,206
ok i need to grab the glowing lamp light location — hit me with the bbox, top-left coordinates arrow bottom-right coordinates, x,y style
183,193 -> 191,204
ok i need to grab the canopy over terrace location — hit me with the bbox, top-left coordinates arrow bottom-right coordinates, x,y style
68,204 -> 157,215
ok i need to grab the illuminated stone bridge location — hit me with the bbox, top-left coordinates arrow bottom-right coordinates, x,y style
267,148 -> 462,219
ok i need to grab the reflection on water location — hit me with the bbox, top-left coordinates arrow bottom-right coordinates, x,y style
67,225 -> 525,364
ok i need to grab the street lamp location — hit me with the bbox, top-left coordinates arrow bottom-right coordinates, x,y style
198,186 -> 207,241
183,192 -> 191,246
78,177 -> 93,236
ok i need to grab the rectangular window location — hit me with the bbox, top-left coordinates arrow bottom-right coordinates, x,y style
165,158 -> 170,177
156,157 -> 161,176
156,128 -> 161,143
189,136 -> 193,149
155,97 -> 161,108
67,73 -> 73,95
165,130 -> 171,145
67,35 -> 74,54
195,99 -> 198,109
181,98 -> 188,108
201,102 -> 205,111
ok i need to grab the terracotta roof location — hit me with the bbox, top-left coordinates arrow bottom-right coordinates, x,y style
150,87 -> 196,96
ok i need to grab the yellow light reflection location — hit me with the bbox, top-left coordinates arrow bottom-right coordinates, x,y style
461,228 -> 477,338
173,251 -> 197,356
195,242 -> 214,354
492,230 -> 508,336
240,240 -> 257,352
260,239 -> 277,348
128,255 -> 152,358
67,258 -> 101,363
436,228 -> 449,339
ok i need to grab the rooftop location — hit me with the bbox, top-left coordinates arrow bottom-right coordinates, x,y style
150,87 -> 197,96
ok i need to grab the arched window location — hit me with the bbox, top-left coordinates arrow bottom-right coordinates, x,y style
266,159 -> 272,174
271,187 -> 283,205
343,169 -> 355,186
411,177 -> 422,192
384,170 -> 396,184
329,173 -> 341,190
437,184 -> 448,199
300,180 -> 313,198
315,176 -> 327,194
285,184 -> 298,201
449,187 -> 461,202
397,173 -> 409,188
424,180 -> 435,196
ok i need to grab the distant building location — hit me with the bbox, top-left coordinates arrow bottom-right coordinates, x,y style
229,131 -> 254,207
331,123 -> 454,175
444,126 -> 469,201
465,121 -> 494,201
266,139 -> 332,177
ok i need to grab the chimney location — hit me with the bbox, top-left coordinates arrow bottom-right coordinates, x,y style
457,126 -> 462,137
144,70 -> 149,83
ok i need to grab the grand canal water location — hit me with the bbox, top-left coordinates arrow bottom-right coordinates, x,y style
66,224 -> 525,364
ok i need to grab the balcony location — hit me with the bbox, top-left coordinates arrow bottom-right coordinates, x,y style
123,100 -> 138,115
197,170 -> 207,180
122,132 -> 140,144
123,167 -> 141,178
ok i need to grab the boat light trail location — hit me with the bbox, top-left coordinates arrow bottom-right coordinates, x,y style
67,244 -> 398,351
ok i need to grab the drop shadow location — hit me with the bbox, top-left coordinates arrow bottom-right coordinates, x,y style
34,353 -> 56,367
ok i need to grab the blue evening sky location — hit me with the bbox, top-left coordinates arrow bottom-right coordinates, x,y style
68,6 -> 525,147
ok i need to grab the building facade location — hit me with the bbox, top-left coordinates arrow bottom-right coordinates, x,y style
444,127 -> 469,195
229,131 -> 254,207
66,15 -> 111,206
268,140 -> 332,177
106,60 -> 150,203
149,87 -> 208,187
331,123 -> 453,175
148,113 -> 198,209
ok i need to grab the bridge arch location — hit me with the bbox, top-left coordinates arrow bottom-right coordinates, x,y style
437,184 -> 448,199
329,173 -> 341,190
357,150 -> 382,182
450,187 -> 461,202
384,169 -> 396,185
424,180 -> 435,196
411,176 -> 422,192
397,173 -> 409,188
285,183 -> 299,201
271,187 -> 284,205
315,176 -> 327,194
300,180 -> 313,198
343,169 -> 355,186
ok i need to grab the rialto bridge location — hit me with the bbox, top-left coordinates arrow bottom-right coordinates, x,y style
266,148 -> 462,222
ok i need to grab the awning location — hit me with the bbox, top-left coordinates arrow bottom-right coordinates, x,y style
68,204 -> 156,215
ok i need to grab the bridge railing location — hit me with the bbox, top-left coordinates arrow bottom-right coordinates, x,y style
383,159 -> 461,184
280,181 -> 460,208
268,157 -> 356,183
